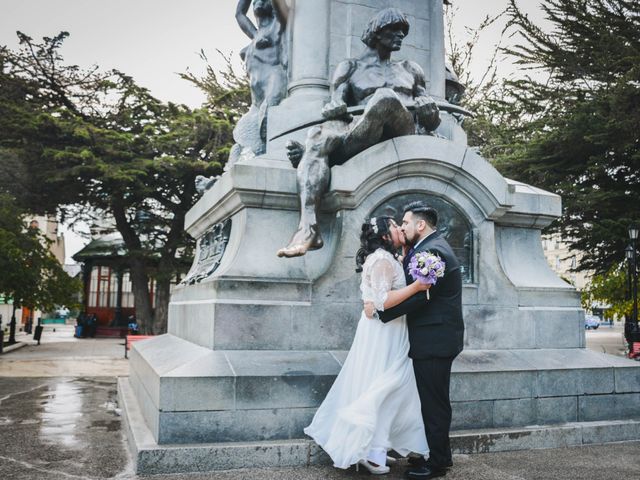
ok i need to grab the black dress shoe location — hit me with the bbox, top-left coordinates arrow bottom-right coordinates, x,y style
408,457 -> 453,469
404,466 -> 447,479
407,456 -> 428,468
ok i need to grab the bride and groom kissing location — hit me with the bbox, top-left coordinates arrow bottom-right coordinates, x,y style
305,201 -> 465,478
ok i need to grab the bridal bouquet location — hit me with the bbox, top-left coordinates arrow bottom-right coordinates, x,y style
408,251 -> 446,300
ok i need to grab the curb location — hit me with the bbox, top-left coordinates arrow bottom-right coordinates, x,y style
1,342 -> 27,354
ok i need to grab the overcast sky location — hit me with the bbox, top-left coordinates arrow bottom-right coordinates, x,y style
1,0 -> 546,262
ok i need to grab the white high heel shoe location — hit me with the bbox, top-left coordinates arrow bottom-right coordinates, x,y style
356,459 -> 391,475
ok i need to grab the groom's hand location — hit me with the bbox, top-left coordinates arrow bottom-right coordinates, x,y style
364,301 -> 376,319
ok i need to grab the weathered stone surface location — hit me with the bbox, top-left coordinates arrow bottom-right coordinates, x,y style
493,399 -> 536,428
579,393 -> 640,422
119,377 -> 640,474
452,424 -> 582,454
157,407 -> 316,444
536,396 -> 578,424
451,371 -> 536,402
451,400 -> 493,430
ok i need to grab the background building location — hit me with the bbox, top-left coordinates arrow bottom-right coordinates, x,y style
541,233 -> 592,291
1,215 -> 66,332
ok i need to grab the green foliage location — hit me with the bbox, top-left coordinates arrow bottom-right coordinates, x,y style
581,263 -> 632,319
179,50 -> 251,123
0,195 -> 81,311
487,0 -> 640,274
0,32 -> 248,333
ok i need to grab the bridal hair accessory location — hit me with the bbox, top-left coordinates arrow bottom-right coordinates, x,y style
408,251 -> 446,300
370,217 -> 379,234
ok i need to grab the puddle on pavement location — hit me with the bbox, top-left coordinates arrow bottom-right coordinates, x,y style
39,381 -> 84,448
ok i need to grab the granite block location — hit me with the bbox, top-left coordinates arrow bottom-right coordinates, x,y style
290,301 -> 359,350
451,400 -> 493,430
168,301 -> 215,349
581,419 -> 640,445
138,440 -> 314,475
159,351 -> 236,412
157,407 -> 316,444
213,303 -> 293,350
493,398 -> 535,427
614,364 -> 640,393
451,371 -> 535,402
536,396 -> 578,424
129,369 -> 160,441
462,306 -> 535,350
224,350 -> 341,377
578,393 -> 640,422
533,311 -> 583,349
452,349 -> 535,373
535,368 -> 615,397
452,425 -> 582,454
235,373 -> 335,410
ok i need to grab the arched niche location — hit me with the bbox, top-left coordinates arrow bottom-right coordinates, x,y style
370,192 -> 474,283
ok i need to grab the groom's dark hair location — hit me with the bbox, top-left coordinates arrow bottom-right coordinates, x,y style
404,201 -> 438,228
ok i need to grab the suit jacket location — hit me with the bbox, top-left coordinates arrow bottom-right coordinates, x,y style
379,231 -> 464,359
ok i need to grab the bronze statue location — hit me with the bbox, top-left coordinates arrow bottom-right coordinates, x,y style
277,8 -> 441,258
229,0 -> 289,166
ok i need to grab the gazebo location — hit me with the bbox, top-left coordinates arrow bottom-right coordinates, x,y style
72,233 -> 149,332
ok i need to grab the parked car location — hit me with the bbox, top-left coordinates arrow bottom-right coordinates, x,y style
585,315 -> 600,330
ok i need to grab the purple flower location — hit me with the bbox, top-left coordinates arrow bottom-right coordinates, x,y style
408,251 -> 446,286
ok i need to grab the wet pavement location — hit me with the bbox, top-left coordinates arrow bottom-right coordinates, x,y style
0,376 -> 132,480
1,325 -> 639,479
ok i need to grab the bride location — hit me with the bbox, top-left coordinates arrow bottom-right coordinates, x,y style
304,216 -> 429,474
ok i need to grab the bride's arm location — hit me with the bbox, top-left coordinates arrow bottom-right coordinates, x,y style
382,281 -> 429,310
366,257 -> 429,315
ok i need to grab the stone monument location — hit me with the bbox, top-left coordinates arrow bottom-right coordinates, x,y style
119,0 -> 640,475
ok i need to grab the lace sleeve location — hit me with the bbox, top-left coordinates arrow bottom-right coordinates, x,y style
366,256 -> 397,311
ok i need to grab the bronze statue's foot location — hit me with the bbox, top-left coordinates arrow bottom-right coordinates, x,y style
277,227 -> 324,258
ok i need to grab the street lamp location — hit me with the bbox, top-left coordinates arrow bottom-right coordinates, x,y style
626,224 -> 639,356
627,245 -> 635,300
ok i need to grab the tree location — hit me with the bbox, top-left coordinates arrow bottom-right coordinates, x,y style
0,32 -> 249,333
0,194 -> 81,342
444,4 -> 513,152
581,263 -> 631,320
488,0 -> 640,274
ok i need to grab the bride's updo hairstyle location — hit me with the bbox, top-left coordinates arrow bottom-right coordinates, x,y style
355,216 -> 396,272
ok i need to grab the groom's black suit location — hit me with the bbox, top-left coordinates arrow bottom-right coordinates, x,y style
378,230 -> 464,469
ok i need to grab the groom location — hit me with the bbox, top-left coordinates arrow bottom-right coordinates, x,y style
366,201 -> 464,479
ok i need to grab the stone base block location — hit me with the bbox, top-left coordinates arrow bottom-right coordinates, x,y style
120,376 -> 640,474
127,335 -> 640,446
118,377 -> 331,475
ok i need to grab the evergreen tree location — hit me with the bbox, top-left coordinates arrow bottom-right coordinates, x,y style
0,32 -> 249,333
490,0 -> 640,274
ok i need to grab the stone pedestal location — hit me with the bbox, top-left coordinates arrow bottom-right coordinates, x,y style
120,135 -> 640,473
119,0 -> 640,474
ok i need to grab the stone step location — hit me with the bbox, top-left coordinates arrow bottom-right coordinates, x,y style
452,419 -> 640,454
119,376 -> 640,474
128,336 -> 640,444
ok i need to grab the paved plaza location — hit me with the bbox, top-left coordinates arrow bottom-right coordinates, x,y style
0,324 -> 638,480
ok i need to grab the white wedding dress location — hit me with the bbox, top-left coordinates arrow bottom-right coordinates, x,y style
304,248 -> 428,469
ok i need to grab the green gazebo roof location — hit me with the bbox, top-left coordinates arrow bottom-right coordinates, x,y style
72,233 -> 127,262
